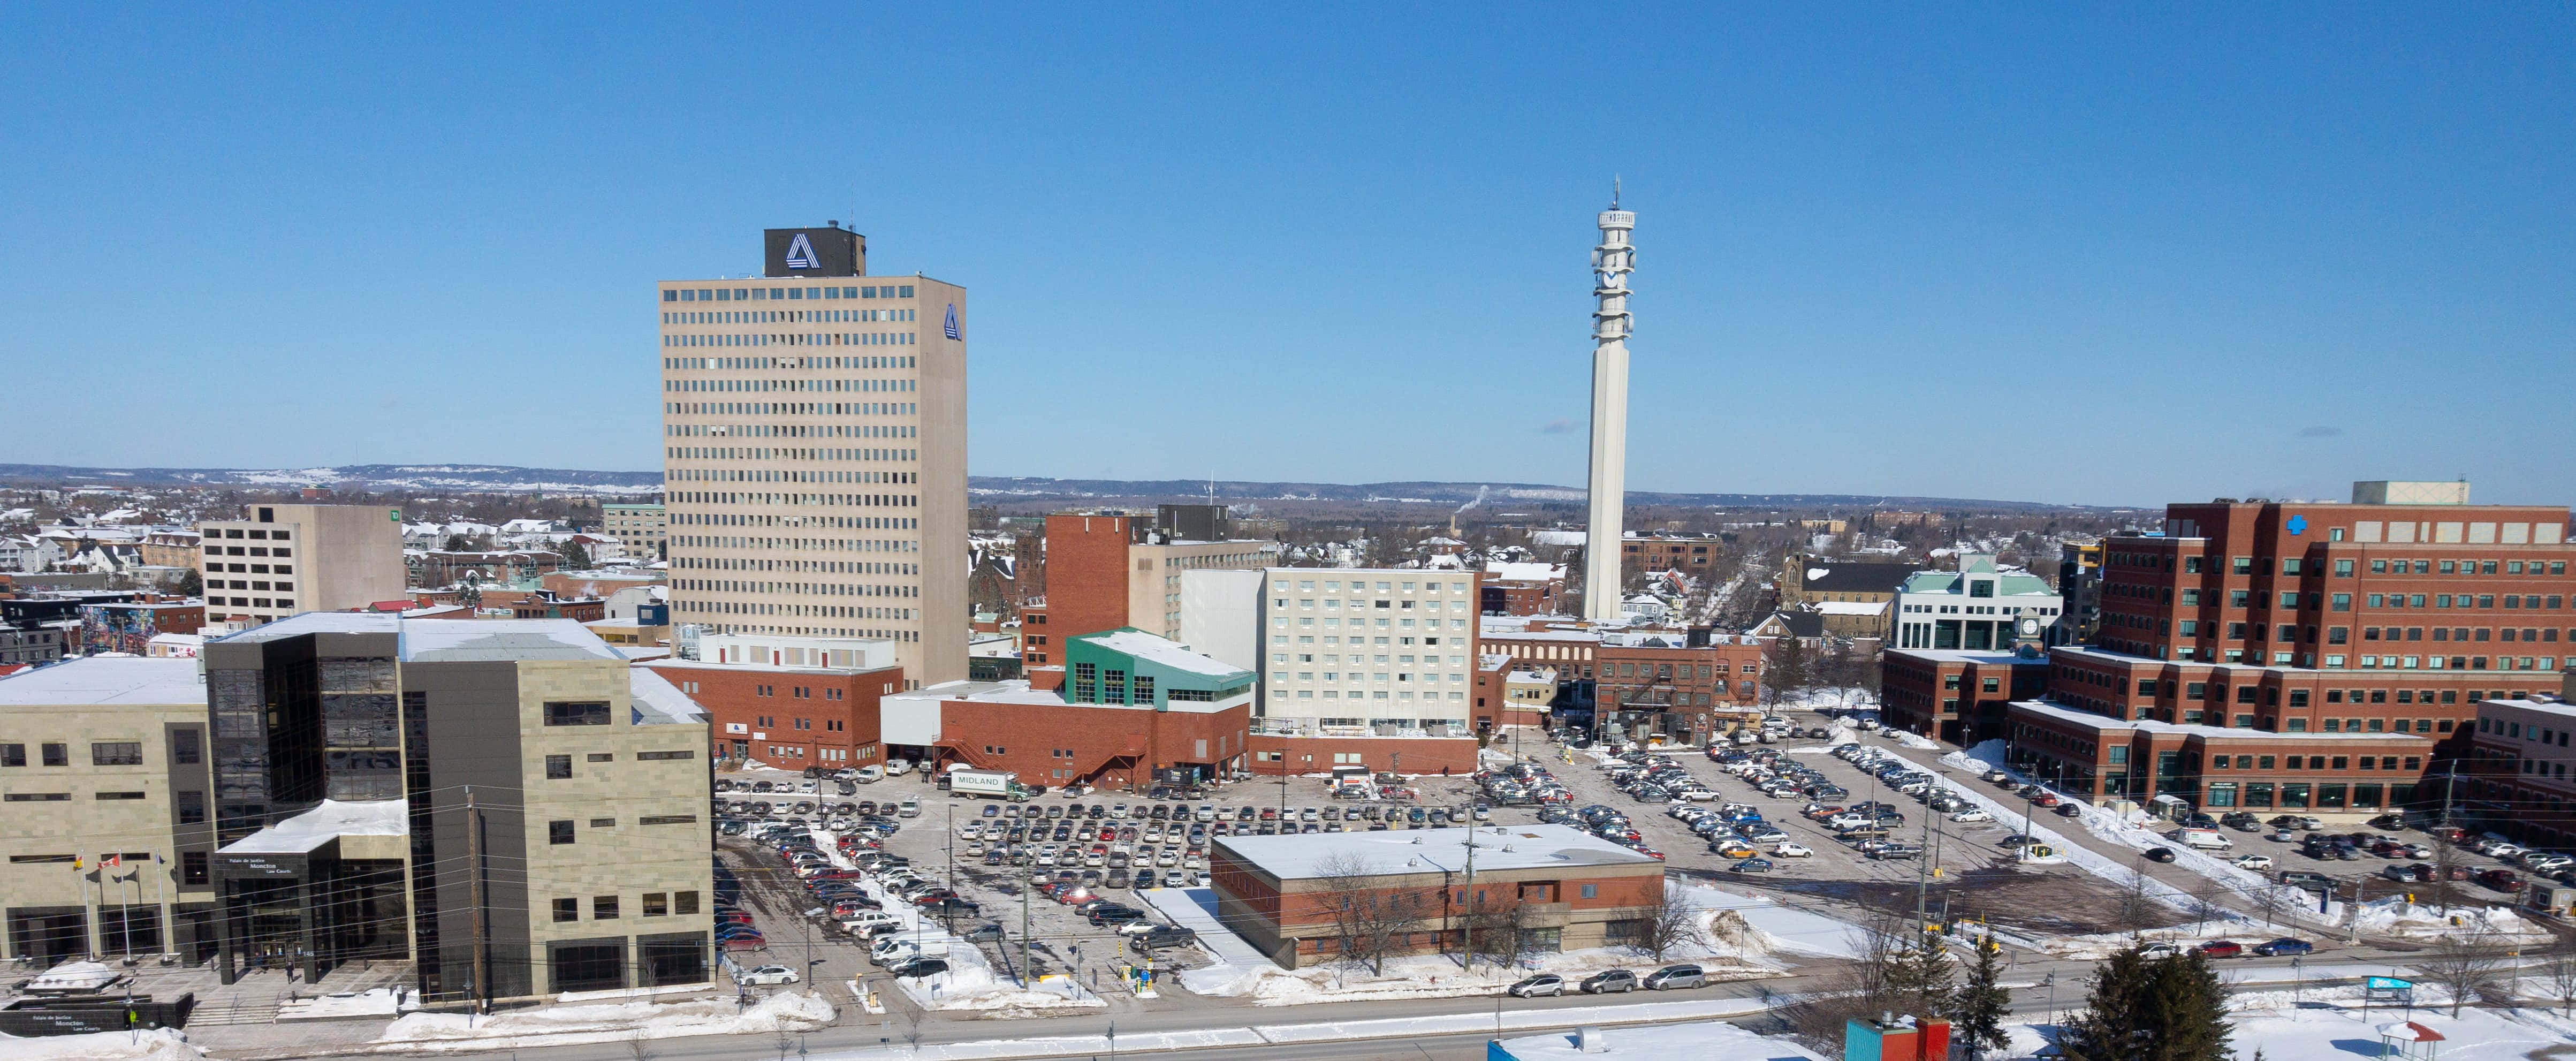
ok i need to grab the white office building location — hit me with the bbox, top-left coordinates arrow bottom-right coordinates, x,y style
1891,553 -> 2065,651
1255,570 -> 1480,733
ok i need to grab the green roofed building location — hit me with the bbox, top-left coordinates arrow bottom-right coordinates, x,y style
1891,553 -> 2066,651
1061,627 -> 1254,709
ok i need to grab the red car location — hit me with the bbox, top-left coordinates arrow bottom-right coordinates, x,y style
2478,869 -> 2525,892
2194,941 -> 2243,958
2031,793 -> 2061,807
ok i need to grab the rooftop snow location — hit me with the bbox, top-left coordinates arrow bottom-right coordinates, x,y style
1213,824 -> 1659,881
1082,629 -> 1250,679
2010,699 -> 2430,742
0,657 -> 204,706
1814,600 -> 1888,616
216,613 -> 625,662
627,667 -> 706,725
218,799 -> 408,855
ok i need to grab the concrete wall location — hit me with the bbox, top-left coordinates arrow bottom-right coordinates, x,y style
1180,569 -> 1262,676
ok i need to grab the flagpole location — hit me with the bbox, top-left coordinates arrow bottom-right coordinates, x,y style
153,852 -> 169,965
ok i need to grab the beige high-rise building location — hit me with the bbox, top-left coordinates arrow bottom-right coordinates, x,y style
658,226 -> 967,687
197,503 -> 406,628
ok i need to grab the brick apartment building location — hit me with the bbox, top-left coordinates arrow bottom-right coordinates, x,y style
1621,532 -> 1723,574
644,633 -> 903,771
1478,621 -> 1767,741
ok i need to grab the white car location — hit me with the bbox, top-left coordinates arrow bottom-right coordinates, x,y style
736,965 -> 801,986
1773,843 -> 1814,858
1950,808 -> 1994,824
2232,854 -> 2275,870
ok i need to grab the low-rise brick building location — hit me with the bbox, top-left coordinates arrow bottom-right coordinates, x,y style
2003,699 -> 2435,817
1208,824 -> 1666,967
2459,692 -> 2576,850
643,634 -> 902,771
909,628 -> 1253,790
1881,648 -> 2050,745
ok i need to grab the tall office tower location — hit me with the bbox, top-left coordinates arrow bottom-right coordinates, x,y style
1584,191 -> 1636,621
659,226 -> 968,687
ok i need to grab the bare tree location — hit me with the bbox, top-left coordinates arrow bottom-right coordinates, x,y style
2112,858 -> 2162,936
2548,949 -> 2576,1018
2190,873 -> 2232,931
1779,906 -> 1908,1054
2420,922 -> 2511,1017
1635,877 -> 1707,961
1310,852 -> 1430,976
625,1028 -> 658,1061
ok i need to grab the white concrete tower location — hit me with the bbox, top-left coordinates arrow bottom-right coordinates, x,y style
1583,186 -> 1636,622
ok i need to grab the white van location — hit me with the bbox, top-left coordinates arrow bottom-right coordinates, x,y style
885,759 -> 913,777
871,938 -> 948,966
2173,828 -> 2233,851
854,766 -> 885,783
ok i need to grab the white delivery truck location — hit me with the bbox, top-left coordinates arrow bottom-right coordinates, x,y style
945,767 -> 1027,801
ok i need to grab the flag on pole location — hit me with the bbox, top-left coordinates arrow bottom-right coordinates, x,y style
103,854 -> 121,869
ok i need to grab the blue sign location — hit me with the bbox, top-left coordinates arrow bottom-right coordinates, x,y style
943,304 -> 962,340
2367,975 -> 2413,990
2287,514 -> 2308,536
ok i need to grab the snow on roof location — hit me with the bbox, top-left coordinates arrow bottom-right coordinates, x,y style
1498,1018 -> 1827,1060
1814,600 -> 1888,616
2010,699 -> 2428,742
0,656 -> 203,706
1081,628 -> 1249,679
1485,562 -> 1565,582
1886,648 -> 2037,666
1506,669 -> 1556,683
2481,698 -> 2576,719
218,798 -> 408,854
628,666 -> 705,725
217,613 -> 624,662
1217,825 -> 1659,881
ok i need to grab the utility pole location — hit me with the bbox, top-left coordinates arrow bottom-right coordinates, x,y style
467,785 -> 489,1014
2438,762 -> 2459,831
1461,827 -> 1478,972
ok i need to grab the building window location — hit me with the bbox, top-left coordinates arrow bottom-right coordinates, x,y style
544,701 -> 612,726
170,729 -> 201,766
675,891 -> 701,915
593,895 -> 619,919
549,820 -> 576,845
1580,884 -> 1599,899
90,742 -> 143,767
553,898 -> 580,922
0,744 -> 22,768
643,892 -> 670,917
181,851 -> 209,886
42,742 -> 70,766
546,754 -> 573,779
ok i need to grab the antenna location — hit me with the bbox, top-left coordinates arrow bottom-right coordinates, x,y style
1612,176 -> 1621,210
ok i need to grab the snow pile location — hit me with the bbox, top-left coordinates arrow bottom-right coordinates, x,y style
0,1029 -> 204,1061
1888,729 -> 1940,750
371,991 -> 833,1051
2349,896 -> 2555,944
822,842 -> 1101,1013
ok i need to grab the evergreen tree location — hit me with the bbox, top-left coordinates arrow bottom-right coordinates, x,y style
1951,937 -> 2013,1061
1883,934 -> 1956,1020
2060,946 -> 2235,1061
557,540 -> 592,570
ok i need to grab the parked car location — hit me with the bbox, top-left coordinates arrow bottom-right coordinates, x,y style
1135,926 -> 1198,950
1731,857 -> 1776,874
886,957 -> 948,979
1643,964 -> 1704,990
2194,941 -> 2244,959
1579,969 -> 1639,994
2144,847 -> 2178,863
2253,938 -> 2314,957
1772,843 -> 1814,858
2232,854 -> 2275,870
2477,868 -> 2526,892
734,964 -> 801,985
2137,943 -> 2183,959
1508,973 -> 1566,998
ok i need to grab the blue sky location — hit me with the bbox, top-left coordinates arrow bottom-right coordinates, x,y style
2,6 -> 2570,507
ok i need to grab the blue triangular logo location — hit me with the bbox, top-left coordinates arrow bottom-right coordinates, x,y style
943,304 -> 961,340
785,233 -> 819,269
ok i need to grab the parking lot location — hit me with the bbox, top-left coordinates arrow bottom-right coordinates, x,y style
711,766 -> 1508,1007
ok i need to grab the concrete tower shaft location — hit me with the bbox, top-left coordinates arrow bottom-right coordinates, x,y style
1584,198 -> 1635,622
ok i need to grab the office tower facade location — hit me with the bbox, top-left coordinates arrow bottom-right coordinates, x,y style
658,226 -> 968,687
197,504 -> 407,628
1255,570 -> 1481,731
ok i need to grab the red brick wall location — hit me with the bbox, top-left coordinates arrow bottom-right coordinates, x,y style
1245,734 -> 1479,776
644,662 -> 901,771
1041,514 -> 1134,642
934,699 -> 1250,789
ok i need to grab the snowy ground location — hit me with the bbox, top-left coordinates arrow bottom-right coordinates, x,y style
0,1030 -> 203,1061
2007,987 -> 2576,1061
1494,1016 -> 1823,1059
368,991 -> 834,1052
819,841 -> 1105,1014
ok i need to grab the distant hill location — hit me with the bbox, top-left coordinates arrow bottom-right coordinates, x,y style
0,464 -> 2123,511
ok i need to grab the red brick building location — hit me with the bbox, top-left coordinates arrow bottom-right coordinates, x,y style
923,628 -> 1257,790
1478,621 -> 1768,741
644,656 -> 903,771
1245,732 -> 1478,777
1880,648 -> 2050,745
1620,532 -> 1723,574
1208,825 -> 1668,967
2004,699 -> 2434,816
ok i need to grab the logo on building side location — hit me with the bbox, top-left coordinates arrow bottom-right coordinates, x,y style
784,233 -> 821,270
943,304 -> 961,340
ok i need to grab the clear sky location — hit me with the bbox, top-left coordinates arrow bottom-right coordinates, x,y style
3,6 -> 2570,507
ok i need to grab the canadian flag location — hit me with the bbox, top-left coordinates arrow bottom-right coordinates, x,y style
101,855 -> 121,869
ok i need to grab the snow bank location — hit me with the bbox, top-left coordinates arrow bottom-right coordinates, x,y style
1495,1016 -> 1822,1060
1888,729 -> 1940,750
2350,896 -> 2554,945
0,1029 -> 203,1061
371,991 -> 833,1052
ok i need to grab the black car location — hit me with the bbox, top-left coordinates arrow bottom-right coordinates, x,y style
2144,847 -> 2178,863
1086,904 -> 1148,926
887,957 -> 949,979
1136,926 -> 1198,950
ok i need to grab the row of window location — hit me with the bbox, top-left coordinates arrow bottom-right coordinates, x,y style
1271,579 -> 1471,594
667,308 -> 911,324
546,814 -> 698,843
666,376 -> 914,396
663,331 -> 914,348
541,749 -> 695,778
1,738 -> 185,767
550,890 -> 701,922
664,284 -> 914,302
1281,689 -> 1469,700
205,544 -> 291,557
1275,597 -> 1466,611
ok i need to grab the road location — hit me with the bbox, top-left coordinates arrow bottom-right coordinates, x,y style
285,952 -> 2409,1061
